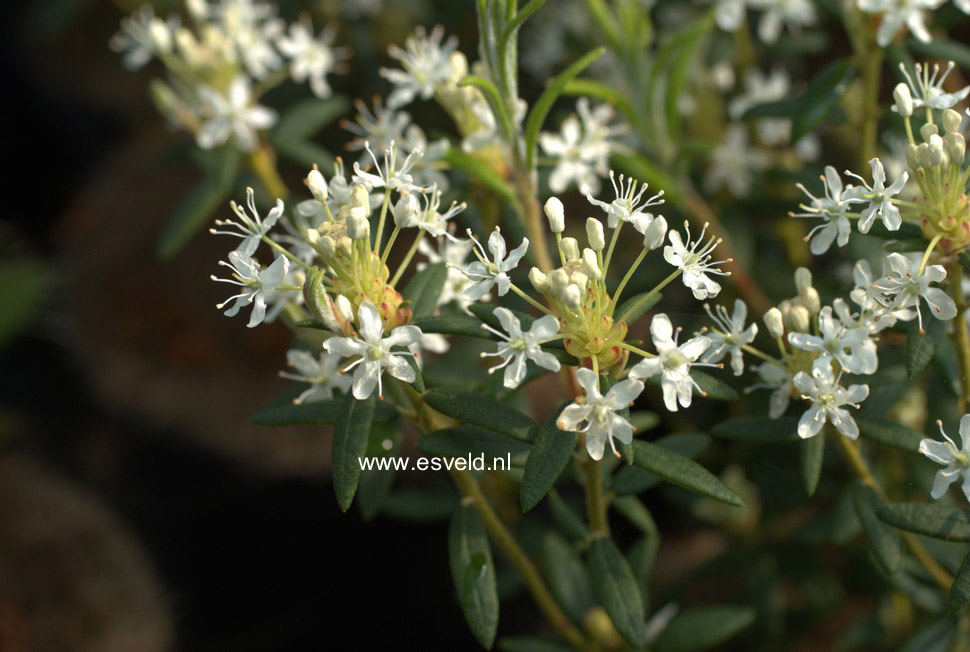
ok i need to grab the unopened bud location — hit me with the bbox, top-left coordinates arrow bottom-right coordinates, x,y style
570,271 -> 588,291
392,193 -> 420,228
943,109 -> 963,134
921,123 -> 939,142
529,267 -> 548,293
334,294 -> 354,326
549,269 -> 569,295
337,236 -> 353,258
906,143 -> 920,169
929,134 -> 946,166
764,307 -> 784,339
320,235 -> 336,261
351,184 -> 370,214
788,305 -> 810,334
893,83 -> 913,118
794,267 -> 813,293
801,287 -> 821,315
945,132 -> 966,164
642,215 -> 667,250
562,284 -> 582,308
918,143 -> 933,169
306,167 -> 328,202
560,237 -> 580,261
544,197 -> 565,233
581,248 -> 601,280
347,207 -> 370,240
586,217 -> 605,250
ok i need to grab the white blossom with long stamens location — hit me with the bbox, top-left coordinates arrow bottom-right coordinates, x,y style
789,305 -> 878,375
380,25 -> 459,109
352,140 -> 424,192
790,166 -> 865,255
702,299 -> 758,376
211,251 -> 289,328
870,253 -> 956,333
456,227 -> 529,301
480,308 -> 561,389
896,60 -> 970,111
629,314 -> 714,412
585,171 -> 665,230
279,349 -> 353,403
845,158 -> 908,233
276,14 -> 343,99
858,0 -> 944,48
196,76 -> 277,152
919,416 -> 970,500
746,361 -> 793,419
663,222 -> 731,300
210,187 -> 283,255
413,185 -> 466,239
792,358 -> 869,440
557,368 -> 644,461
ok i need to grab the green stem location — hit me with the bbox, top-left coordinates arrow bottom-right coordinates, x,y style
390,231 -> 424,286
602,220 -> 624,277
917,234 -> 944,276
249,142 -> 288,200
380,225 -> 401,269
617,268 -> 682,323
860,41 -> 884,168
584,459 -> 609,536
510,283 -> 556,315
609,248 -> 648,312
619,342 -> 654,359
261,235 -> 311,270
950,262 -> 970,413
375,189 -> 391,257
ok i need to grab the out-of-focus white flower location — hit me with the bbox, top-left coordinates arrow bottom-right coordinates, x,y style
540,99 -> 619,195
557,368 -> 644,460
380,25 -> 459,109
480,308 -> 561,389
418,237 -> 483,312
277,14 -> 342,99
210,0 -> 285,79
705,124 -> 770,198
871,253 -> 957,332
792,358 -> 869,439
748,0 -> 816,44
210,187 -> 283,255
858,0 -> 944,47
729,67 -> 792,146
196,76 -> 277,151
413,186 -> 466,239
457,227 -> 529,301
789,306 -> 878,374
791,166 -> 865,255
920,416 -> 970,500
712,0 -> 747,31
352,140 -> 424,192
663,222 -> 730,300
846,259 -> 911,333
585,171 -> 665,230
211,251 -> 289,327
279,350 -> 352,403
110,5 -> 173,69
897,61 -> 970,111
747,361 -> 793,418
845,158 -> 908,233
703,299 -> 758,376
629,314 -> 713,412
322,301 -> 423,399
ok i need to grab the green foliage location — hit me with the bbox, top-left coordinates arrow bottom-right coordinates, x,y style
586,537 -> 647,647
631,440 -> 743,506
404,262 -> 448,320
449,503 -> 500,648
906,316 -> 946,378
800,433 -> 825,497
423,387 -> 538,443
520,404 -> 578,512
877,503 -> 970,542
332,394 -> 377,512
653,606 -> 756,652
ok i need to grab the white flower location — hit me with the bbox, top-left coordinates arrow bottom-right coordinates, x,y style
792,358 -> 869,439
729,67 -> 792,146
212,0 -> 284,79
279,350 -> 352,403
352,140 -> 424,192
871,252 -> 957,332
788,306 -> 879,374
210,187 -> 283,255
848,258 -> 913,333
585,170 -> 665,230
920,416 -> 970,500
540,99 -> 618,194
557,368 -> 644,460
480,309 -> 561,389
417,237 -> 481,312
713,0 -> 747,31
196,76 -> 277,151
747,361 -> 793,419
845,158 -> 908,233
277,14 -> 342,99
414,185 -> 466,239
110,5 -> 172,70
705,124 -> 770,198
663,222 -> 730,300
380,25 -> 459,109
791,166 -> 865,255
897,60 -> 970,111
457,227 -> 529,301
958,0 -> 970,14
748,0 -> 816,44
322,301 -> 423,399
629,314 -> 713,412
703,299 -> 758,376
858,0 -> 944,47
211,251 -> 289,327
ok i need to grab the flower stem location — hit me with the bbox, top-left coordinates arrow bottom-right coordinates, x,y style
834,434 -> 953,590
261,235 -> 311,271
609,247 -> 648,312
617,268 -> 682,324
917,233 -> 944,276
584,458 -> 609,537
602,220 -> 624,277
860,44 -> 884,168
619,341 -> 654,359
450,468 -> 590,650
380,225 -> 401,269
389,231 -> 424,287
510,283 -> 556,315
375,189 -> 391,258
949,261 -> 970,413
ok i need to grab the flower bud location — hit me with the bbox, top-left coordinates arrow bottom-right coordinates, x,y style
347,206 -> 370,240
787,305 -> 810,334
337,236 -> 353,259
529,267 -> 548,293
918,143 -> 933,169
544,197 -> 565,233
945,132 -> 966,165
334,294 -> 354,327
943,109 -> 963,134
570,271 -> 588,292
921,123 -> 939,142
562,284 -> 582,308
560,237 -> 580,261
320,235 -> 336,261
929,134 -> 946,166
549,269 -> 569,295
764,307 -> 784,339
800,287 -> 821,315
351,184 -> 371,214
906,143 -> 920,169
586,217 -> 605,250
794,267 -> 813,293
148,19 -> 172,53
642,215 -> 667,250
893,83 -> 913,118
581,248 -> 601,280
306,167 -> 328,202
392,193 -> 420,228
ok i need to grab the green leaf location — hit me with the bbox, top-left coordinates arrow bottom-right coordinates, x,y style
444,146 -> 518,207
403,262 -> 448,320
497,637 -> 573,652
898,618 -> 956,652
548,492 -> 589,541
541,532 -> 595,625
853,484 -> 901,574
884,238 -> 929,253
611,495 -> 658,535
562,78 -> 637,128
520,404 -> 578,512
357,421 -> 401,521
948,551 -> 970,614
391,345 -> 425,393
382,487 -> 458,522
801,433 -> 825,497
711,416 -> 799,443
791,58 -> 855,141
615,291 -> 662,326
418,426 -> 530,462
631,440 -> 743,506
423,387 -> 538,443
653,606 -> 756,652
271,96 -> 348,147
856,416 -> 924,453
524,47 -> 606,171
876,502 -> 970,542
412,314 -> 498,340
158,146 -> 240,259
332,394 -> 377,512
251,396 -> 397,426
906,316 -> 945,378
613,433 -> 710,494
449,503 -> 499,648
586,537 -> 646,648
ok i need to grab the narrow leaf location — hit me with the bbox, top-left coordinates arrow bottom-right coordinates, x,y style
653,606 -> 756,652
852,484 -> 901,574
521,404 -> 578,512
449,503 -> 499,648
631,440 -> 743,506
424,387 -> 538,443
801,433 -> 825,497
613,432 -> 710,494
332,394 -> 377,511
412,314 -> 498,340
541,532 -> 595,625
615,291 -> 662,326
404,262 -> 448,320
419,426 -> 530,462
791,58 -> 855,141
711,416 -> 799,443
906,316 -> 945,378
358,421 -> 401,521
586,537 -> 647,648
856,416 -> 924,453
876,502 -> 970,542
948,551 -> 970,614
